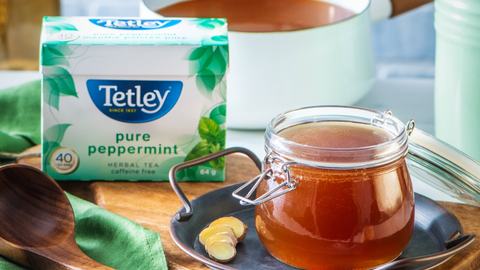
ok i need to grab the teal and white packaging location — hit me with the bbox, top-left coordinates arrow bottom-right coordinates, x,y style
40,17 -> 228,181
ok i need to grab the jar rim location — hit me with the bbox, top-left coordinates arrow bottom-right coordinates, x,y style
265,106 -> 410,169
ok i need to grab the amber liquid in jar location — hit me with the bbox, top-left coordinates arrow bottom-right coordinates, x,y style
255,122 -> 415,269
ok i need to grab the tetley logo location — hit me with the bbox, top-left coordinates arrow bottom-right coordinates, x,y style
87,80 -> 182,123
89,19 -> 180,30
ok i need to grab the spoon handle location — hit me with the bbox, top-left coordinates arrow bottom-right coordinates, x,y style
23,249 -> 116,270
22,234 -> 116,270
1,244 -> 115,270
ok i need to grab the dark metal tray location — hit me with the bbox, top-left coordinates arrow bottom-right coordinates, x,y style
170,183 -> 475,270
169,148 -> 476,270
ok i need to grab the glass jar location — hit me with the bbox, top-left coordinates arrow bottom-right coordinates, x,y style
254,106 -> 415,269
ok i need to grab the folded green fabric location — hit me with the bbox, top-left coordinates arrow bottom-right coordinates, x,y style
0,80 -> 41,154
0,193 -> 168,270
67,193 -> 167,270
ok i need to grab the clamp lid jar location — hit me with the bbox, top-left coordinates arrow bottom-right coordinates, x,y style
243,106 -> 416,269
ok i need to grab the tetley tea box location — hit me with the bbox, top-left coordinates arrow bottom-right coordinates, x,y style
40,17 -> 228,181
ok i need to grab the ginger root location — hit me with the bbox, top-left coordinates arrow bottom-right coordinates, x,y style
209,216 -> 248,242
205,232 -> 238,251
198,216 -> 248,263
206,241 -> 237,263
199,225 -> 235,246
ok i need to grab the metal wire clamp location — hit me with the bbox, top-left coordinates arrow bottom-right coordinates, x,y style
232,155 -> 298,205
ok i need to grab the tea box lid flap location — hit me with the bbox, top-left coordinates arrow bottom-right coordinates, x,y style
40,17 -> 228,46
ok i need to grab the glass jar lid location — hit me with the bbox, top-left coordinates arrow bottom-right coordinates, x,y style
408,128 -> 480,206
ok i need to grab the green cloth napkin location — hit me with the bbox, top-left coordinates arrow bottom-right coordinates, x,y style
68,193 -> 168,270
0,80 -> 168,269
0,193 -> 168,270
0,80 -> 41,154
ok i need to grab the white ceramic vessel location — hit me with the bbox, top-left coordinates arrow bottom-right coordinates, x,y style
139,0 -> 396,129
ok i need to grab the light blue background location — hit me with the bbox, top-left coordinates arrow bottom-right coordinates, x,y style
371,3 -> 435,78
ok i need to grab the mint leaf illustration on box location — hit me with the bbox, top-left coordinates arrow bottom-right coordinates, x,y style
185,117 -> 226,171
43,66 -> 77,111
42,46 -> 73,67
186,45 -> 228,101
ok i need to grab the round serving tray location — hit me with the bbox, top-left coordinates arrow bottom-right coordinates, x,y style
170,182 -> 475,270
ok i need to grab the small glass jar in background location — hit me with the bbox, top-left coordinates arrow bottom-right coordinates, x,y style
434,0 -> 480,161
0,0 -> 59,70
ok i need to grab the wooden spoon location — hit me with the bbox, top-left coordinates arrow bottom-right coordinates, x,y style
0,164 -> 113,270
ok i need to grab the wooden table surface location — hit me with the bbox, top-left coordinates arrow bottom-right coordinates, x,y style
17,149 -> 480,270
